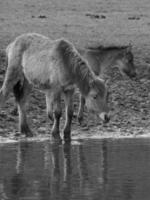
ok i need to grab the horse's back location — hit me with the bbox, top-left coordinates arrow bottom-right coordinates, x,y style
6,34 -> 79,92
5,34 -> 56,90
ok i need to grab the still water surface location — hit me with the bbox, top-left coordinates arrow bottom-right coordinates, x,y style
0,138 -> 150,200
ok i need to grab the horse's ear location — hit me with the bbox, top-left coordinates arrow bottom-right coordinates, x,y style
97,77 -> 109,87
89,79 -> 94,87
104,79 -> 109,88
126,42 -> 132,52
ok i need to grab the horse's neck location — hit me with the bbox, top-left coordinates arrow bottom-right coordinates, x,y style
85,49 -> 120,76
83,51 -> 101,75
73,60 -> 93,96
98,49 -> 121,71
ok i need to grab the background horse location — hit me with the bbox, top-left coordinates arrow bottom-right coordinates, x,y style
77,45 -> 136,124
0,33 -> 110,141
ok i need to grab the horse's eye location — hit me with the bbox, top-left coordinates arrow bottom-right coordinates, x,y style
93,95 -> 97,99
106,92 -> 109,101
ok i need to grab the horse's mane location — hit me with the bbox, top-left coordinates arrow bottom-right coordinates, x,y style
57,39 -> 95,95
87,45 -> 129,51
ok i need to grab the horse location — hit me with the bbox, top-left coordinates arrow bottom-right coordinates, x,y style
77,44 -> 136,124
0,33 -> 110,141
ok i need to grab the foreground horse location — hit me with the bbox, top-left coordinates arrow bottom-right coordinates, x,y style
0,33 -> 110,141
77,45 -> 136,123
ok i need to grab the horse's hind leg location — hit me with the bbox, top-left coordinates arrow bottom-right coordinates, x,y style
46,91 -> 62,141
0,88 -> 8,108
13,78 -> 33,137
10,105 -> 18,116
63,89 -> 74,142
77,94 -> 85,125
0,55 -> 23,107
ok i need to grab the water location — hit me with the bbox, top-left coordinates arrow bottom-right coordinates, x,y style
0,138 -> 150,200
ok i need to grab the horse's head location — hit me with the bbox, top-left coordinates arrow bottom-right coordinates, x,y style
85,78 -> 110,123
116,45 -> 136,78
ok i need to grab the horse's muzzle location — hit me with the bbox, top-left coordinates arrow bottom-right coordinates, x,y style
129,72 -> 136,79
99,112 -> 110,123
104,114 -> 110,123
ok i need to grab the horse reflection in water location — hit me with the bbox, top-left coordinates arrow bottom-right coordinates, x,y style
47,142 -> 108,200
0,141 -> 108,200
11,143 -> 31,198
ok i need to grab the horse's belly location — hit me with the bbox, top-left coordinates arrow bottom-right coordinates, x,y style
22,51 -> 75,91
22,55 -> 55,90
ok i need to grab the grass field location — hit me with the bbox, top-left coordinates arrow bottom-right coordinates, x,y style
0,0 -> 150,139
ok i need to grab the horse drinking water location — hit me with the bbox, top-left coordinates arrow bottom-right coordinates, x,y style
77,45 -> 136,123
0,33 -> 110,141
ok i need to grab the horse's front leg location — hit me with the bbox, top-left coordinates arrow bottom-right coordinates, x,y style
77,94 -> 85,125
46,92 -> 54,122
63,90 -> 74,142
50,93 -> 62,141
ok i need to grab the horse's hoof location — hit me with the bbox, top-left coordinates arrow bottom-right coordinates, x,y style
21,126 -> 33,137
64,137 -> 71,143
52,135 -> 62,144
24,129 -> 33,137
63,132 -> 71,143
51,131 -> 62,143
78,116 -> 84,125
26,131 -> 34,137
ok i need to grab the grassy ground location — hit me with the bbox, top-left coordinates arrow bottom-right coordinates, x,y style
0,0 -> 150,139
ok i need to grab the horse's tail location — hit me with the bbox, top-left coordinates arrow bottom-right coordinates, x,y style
0,49 -> 7,74
0,49 -> 7,61
0,38 -> 27,107
0,49 -> 7,106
